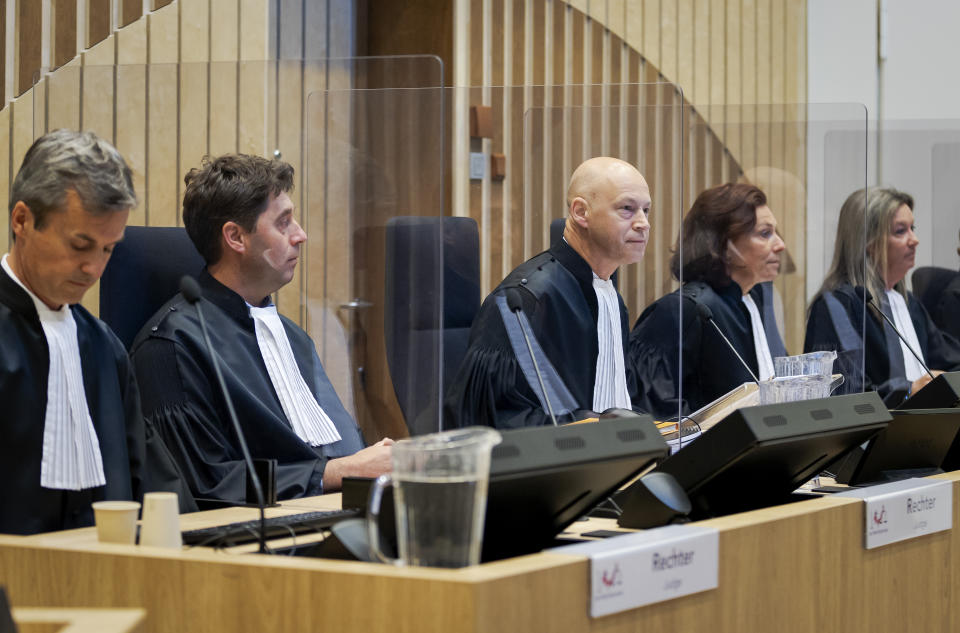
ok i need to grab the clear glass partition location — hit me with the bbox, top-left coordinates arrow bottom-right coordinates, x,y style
521,83 -> 685,424
30,52 -> 878,442
875,120 -> 960,380
673,103 -> 868,417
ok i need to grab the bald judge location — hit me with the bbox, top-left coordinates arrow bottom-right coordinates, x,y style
444,157 -> 652,429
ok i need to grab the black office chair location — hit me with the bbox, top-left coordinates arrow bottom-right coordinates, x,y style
384,217 -> 480,436
913,266 -> 957,314
913,266 -> 960,340
100,226 -> 205,350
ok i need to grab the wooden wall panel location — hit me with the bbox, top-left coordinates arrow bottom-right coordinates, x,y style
87,0 -> 112,48
0,0 -> 808,437
451,0 -> 807,328
121,0 -> 143,27
52,0 -> 77,70
16,0 -> 42,96
209,0 -> 239,155
45,59 -> 81,131
146,7 -> 179,228
116,19 -> 148,226
0,107 -> 9,255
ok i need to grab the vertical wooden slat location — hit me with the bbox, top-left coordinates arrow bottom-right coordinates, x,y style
275,0 -> 305,323
0,0 -> 6,105
539,0 -> 553,252
80,36 -> 115,142
488,1 -> 504,286
237,0 -> 271,157
115,18 -> 147,226
87,0 -> 112,48
677,0 -> 693,101
725,0 -> 742,168
739,0 -> 756,174
709,0 -> 726,152
178,0 -> 210,225
16,0 -> 42,96
145,3 -> 179,228
209,0 -> 239,155
508,1 -> 524,272
45,58 -> 81,130
120,0 -> 141,27
659,0 -> 677,85
469,0 -> 484,288
52,0 -> 77,70
0,107 -> 10,254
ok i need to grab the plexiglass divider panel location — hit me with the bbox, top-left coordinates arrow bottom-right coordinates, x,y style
680,103 -> 868,406
874,120 -> 960,390
522,83 -> 685,424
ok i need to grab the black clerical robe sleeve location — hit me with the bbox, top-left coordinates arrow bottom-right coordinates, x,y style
910,294 -> 960,374
936,279 -> 960,340
628,294 -> 700,419
443,293 -> 582,429
134,337 -> 326,504
111,335 -> 147,503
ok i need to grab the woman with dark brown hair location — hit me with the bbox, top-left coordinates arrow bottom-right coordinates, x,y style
628,183 -> 787,419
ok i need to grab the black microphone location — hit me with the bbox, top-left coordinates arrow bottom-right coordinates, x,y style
695,301 -> 760,383
505,288 -> 558,426
180,275 -> 268,553
855,286 -> 935,382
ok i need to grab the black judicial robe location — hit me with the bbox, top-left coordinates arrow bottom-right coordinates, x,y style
0,268 -> 145,535
628,281 -> 778,420
443,239 -> 633,429
934,273 -> 960,341
130,270 -> 366,504
804,284 -> 960,406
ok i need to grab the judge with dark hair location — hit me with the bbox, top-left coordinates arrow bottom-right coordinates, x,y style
445,157 -> 652,429
131,154 -> 392,504
628,182 -> 787,419
0,129 -> 145,534
804,187 -> 960,405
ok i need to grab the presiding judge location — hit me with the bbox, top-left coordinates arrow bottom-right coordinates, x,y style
445,157 -> 652,429
628,183 -> 787,419
131,154 -> 392,503
805,187 -> 960,405
0,130 -> 145,534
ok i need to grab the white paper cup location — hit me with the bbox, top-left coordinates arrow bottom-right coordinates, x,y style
92,501 -> 141,544
139,492 -> 182,548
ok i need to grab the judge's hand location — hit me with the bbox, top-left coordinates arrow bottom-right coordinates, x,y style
322,438 -> 395,492
910,370 -> 943,397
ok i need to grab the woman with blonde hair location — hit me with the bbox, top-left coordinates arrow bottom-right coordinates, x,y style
804,187 -> 960,405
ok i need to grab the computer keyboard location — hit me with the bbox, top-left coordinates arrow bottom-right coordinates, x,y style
182,508 -> 360,547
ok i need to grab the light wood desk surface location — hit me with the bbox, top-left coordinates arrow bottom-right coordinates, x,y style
13,607 -> 145,633
1,473 -> 958,633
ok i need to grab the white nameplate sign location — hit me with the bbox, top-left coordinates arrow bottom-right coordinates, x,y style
837,477 -> 952,549
550,525 -> 719,618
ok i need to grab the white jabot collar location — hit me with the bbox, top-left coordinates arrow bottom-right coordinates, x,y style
885,289 -> 927,382
741,293 -> 775,381
248,303 -> 341,446
1,254 -> 106,490
591,274 -> 632,412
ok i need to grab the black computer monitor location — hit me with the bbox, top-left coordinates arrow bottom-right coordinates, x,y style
482,415 -> 667,560
834,408 -> 960,485
897,372 -> 960,410
342,415 -> 669,561
623,392 -> 891,522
